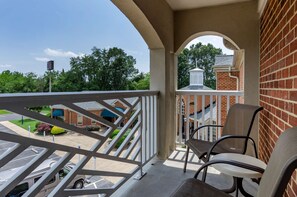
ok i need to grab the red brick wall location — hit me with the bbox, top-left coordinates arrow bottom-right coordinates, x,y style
260,0 -> 297,196
216,71 -> 239,124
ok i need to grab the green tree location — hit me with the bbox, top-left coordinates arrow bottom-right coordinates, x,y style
178,42 -> 222,89
69,47 -> 139,91
0,70 -> 43,93
129,73 -> 150,90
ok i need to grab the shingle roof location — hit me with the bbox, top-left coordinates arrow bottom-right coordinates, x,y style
214,55 -> 234,66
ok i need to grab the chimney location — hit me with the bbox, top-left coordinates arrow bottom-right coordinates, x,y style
189,68 -> 204,86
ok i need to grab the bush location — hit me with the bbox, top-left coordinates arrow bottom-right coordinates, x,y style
109,129 -> 120,139
51,126 -> 66,135
36,123 -> 51,135
110,129 -> 133,148
35,122 -> 41,131
85,125 -> 101,131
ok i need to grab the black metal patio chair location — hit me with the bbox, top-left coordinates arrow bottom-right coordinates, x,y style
172,127 -> 297,197
184,103 -> 263,173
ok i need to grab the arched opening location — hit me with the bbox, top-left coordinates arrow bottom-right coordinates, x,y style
175,33 -> 245,144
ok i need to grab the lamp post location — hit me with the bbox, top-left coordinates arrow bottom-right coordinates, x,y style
47,60 -> 54,92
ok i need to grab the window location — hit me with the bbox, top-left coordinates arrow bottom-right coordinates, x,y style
77,114 -> 83,125
6,182 -> 29,197
59,166 -> 71,179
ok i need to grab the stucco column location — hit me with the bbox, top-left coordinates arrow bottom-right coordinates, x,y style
150,48 -> 176,159
244,47 -> 260,154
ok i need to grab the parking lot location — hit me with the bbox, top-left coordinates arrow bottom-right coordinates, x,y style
0,119 -> 114,196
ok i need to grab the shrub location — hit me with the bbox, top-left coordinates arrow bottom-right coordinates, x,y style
51,126 -> 66,135
109,129 -> 120,139
85,125 -> 100,131
35,122 -> 41,131
36,123 -> 51,135
110,129 -> 133,148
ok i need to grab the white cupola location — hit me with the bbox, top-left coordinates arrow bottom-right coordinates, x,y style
189,68 -> 204,86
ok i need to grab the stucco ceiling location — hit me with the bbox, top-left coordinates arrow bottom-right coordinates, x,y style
165,0 -> 252,10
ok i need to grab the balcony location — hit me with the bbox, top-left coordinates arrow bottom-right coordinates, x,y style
0,90 -> 254,197
1,0 -> 296,196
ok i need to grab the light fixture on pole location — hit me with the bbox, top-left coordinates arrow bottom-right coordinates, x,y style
47,60 -> 54,92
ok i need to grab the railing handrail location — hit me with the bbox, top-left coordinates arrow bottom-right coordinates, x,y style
0,90 -> 159,98
0,91 -> 159,108
176,90 -> 243,96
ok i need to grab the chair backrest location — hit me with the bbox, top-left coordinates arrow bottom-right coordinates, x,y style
257,127 -> 297,197
221,104 -> 263,153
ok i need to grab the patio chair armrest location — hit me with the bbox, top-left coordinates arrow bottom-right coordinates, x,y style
190,125 -> 223,138
206,135 -> 258,161
194,159 -> 265,180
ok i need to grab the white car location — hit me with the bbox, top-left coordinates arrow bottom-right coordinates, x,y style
0,159 -> 85,197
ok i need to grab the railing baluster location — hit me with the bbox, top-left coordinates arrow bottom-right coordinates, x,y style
209,95 -> 213,142
154,95 -> 157,154
194,95 -> 198,139
202,95 -> 205,140
175,90 -> 244,144
186,95 -> 190,140
227,95 -> 230,112
178,95 -> 182,144
217,95 -> 222,139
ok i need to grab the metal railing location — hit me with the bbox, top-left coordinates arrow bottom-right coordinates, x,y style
0,91 -> 158,196
176,90 -> 243,144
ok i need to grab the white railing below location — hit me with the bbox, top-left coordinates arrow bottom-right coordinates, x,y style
176,90 -> 244,144
0,91 -> 158,197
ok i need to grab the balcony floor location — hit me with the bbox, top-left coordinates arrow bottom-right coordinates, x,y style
113,148 -> 258,197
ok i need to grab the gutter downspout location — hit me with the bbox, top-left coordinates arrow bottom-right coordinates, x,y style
229,67 -> 239,91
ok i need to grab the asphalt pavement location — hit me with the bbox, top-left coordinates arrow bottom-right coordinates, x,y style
0,114 -> 114,195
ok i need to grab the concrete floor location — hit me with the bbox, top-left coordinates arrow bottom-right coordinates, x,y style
112,149 -> 258,197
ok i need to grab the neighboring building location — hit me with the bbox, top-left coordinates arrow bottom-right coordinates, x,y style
51,99 -> 132,127
177,68 -> 217,140
213,51 -> 244,124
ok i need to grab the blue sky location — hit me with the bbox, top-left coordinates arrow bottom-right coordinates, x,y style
0,0 -> 232,75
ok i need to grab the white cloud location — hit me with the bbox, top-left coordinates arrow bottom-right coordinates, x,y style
35,57 -> 50,62
44,48 -> 84,58
0,64 -> 12,68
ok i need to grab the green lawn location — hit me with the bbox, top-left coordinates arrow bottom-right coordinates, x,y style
10,118 -> 39,132
0,110 -> 11,115
40,107 -> 51,115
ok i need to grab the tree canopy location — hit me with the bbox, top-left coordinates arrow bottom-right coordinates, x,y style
178,42 -> 222,89
0,47 -> 148,93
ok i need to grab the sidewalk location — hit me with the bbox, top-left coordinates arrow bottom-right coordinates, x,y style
0,121 -> 136,184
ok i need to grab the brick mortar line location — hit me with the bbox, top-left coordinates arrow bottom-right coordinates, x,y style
260,36 -> 297,68
261,14 -> 297,60
259,76 -> 297,85
260,62 -> 297,74
259,99 -> 297,121
259,89 -> 297,95
259,116 -> 282,138
259,117 -> 279,141
260,2 -> 295,52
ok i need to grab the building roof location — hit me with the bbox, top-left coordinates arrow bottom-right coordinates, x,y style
190,67 -> 204,72
180,85 -> 213,90
52,98 -> 136,111
214,55 -> 234,67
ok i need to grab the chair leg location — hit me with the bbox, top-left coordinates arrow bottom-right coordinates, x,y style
183,146 -> 190,172
202,166 -> 208,182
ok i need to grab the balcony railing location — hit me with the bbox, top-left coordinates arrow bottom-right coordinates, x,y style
0,91 -> 158,196
176,90 -> 244,144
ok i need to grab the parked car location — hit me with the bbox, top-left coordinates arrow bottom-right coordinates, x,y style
0,159 -> 85,197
